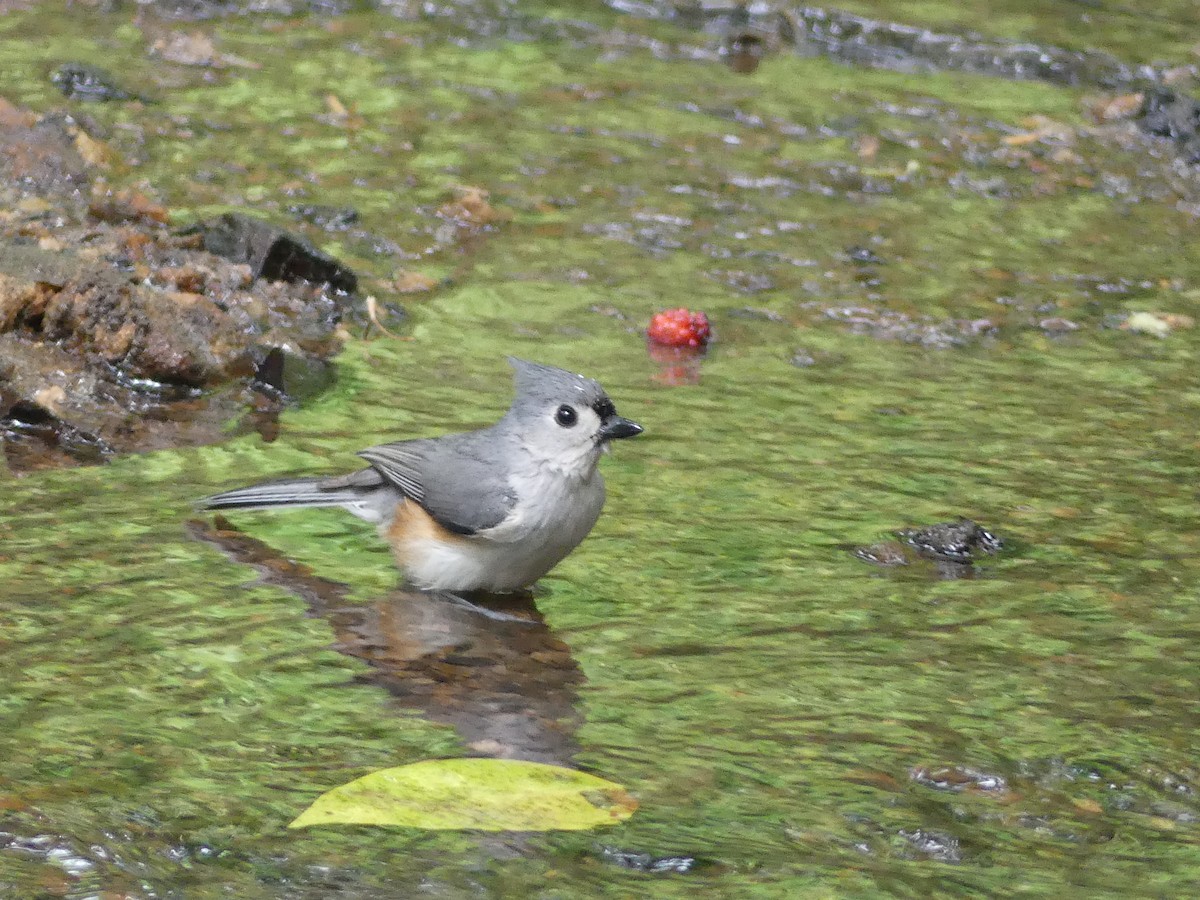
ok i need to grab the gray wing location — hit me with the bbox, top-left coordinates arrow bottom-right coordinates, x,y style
356,433 -> 517,536
354,441 -> 426,501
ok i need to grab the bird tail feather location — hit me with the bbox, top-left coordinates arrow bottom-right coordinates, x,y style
198,477 -> 363,512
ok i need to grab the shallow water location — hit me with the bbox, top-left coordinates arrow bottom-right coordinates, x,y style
2,1 -> 1200,896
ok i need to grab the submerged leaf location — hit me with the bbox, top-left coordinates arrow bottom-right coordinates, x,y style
289,758 -> 637,832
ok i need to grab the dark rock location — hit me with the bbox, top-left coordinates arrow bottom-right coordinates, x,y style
854,520 -> 1002,578
1137,88 -> 1200,163
722,31 -> 767,75
896,519 -> 1003,563
188,212 -> 357,293
254,346 -> 336,401
50,63 -> 135,102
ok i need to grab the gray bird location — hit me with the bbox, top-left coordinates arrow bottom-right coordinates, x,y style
199,358 -> 643,592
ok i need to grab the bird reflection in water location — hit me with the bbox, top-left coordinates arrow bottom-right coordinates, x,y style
190,517 -> 583,766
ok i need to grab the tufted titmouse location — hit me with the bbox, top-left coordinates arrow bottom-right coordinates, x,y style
199,358 -> 643,592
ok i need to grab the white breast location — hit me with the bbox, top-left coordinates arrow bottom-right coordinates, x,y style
398,467 -> 607,592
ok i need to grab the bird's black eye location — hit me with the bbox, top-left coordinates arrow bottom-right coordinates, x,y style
555,404 -> 578,427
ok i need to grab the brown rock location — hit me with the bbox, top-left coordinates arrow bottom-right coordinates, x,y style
438,185 -> 508,227
1089,92 -> 1145,123
0,110 -> 91,197
393,269 -> 437,293
88,187 -> 170,225
0,272 -> 56,331
0,100 -> 346,470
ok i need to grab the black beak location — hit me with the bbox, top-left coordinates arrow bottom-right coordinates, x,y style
598,416 -> 644,442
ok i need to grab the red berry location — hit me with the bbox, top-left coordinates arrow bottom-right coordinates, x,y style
647,308 -> 711,347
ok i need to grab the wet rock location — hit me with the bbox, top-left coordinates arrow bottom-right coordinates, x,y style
5,244 -> 245,386
794,8 -> 1133,88
722,31 -> 767,75
187,212 -> 358,293
711,271 -> 775,294
853,541 -> 910,567
0,337 -> 270,473
49,63 -> 136,102
254,346 -> 336,401
847,245 -> 884,265
728,305 -> 785,322
0,334 -> 118,464
1137,88 -> 1200,163
288,203 -> 360,230
148,30 -> 260,69
600,847 -> 699,874
149,30 -> 222,66
88,188 -> 171,226
436,185 -> 508,229
390,269 -> 437,294
137,0 -> 353,19
855,520 -> 1003,579
714,4 -> 792,75
0,101 -> 91,198
789,347 -> 816,367
1090,92 -> 1145,123
1037,316 -> 1080,335
898,828 -> 962,863
0,101 -> 345,470
822,305 -> 996,348
658,3 -> 1138,90
896,519 -> 1003,563
911,765 -> 1009,795
0,233 -> 342,467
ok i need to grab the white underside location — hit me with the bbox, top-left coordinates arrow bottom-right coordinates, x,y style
369,464 -> 607,592
399,533 -> 577,592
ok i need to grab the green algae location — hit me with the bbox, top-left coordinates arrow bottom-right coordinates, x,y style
3,0 -> 1200,896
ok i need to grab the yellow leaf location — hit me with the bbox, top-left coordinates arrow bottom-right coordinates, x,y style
290,758 -> 637,832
